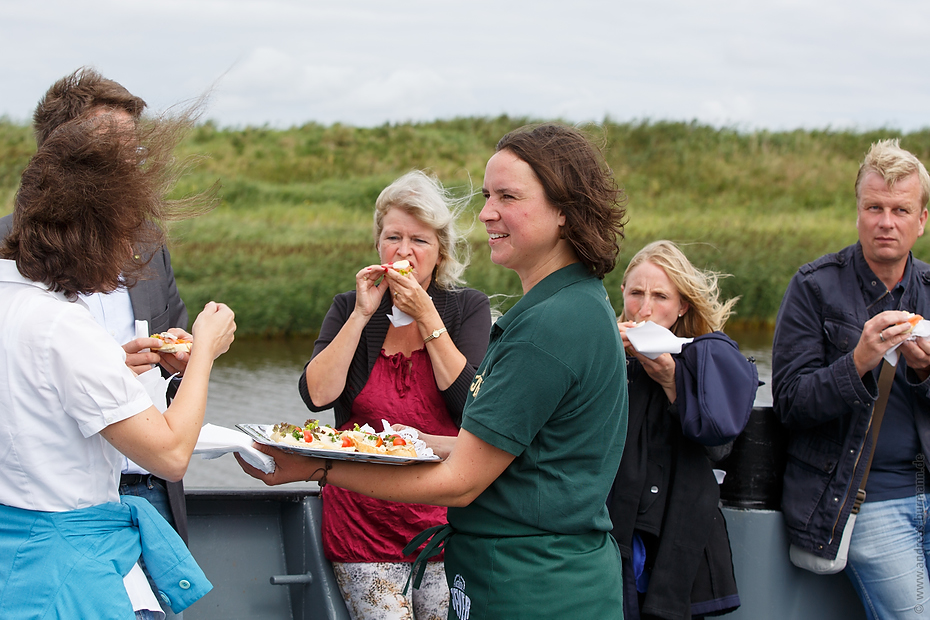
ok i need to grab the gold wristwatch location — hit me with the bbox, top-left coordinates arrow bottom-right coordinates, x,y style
424,327 -> 447,343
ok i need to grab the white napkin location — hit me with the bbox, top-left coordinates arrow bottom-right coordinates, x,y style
387,304 -> 415,327
136,366 -> 171,413
884,319 -> 930,366
124,366 -> 175,475
625,321 -> 694,360
194,423 -> 276,473
124,562 -> 165,619
134,319 -> 150,341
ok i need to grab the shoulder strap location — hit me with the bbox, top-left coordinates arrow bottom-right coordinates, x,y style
853,360 -> 896,511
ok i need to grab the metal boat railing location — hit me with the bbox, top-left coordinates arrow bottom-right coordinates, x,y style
182,407 -> 867,620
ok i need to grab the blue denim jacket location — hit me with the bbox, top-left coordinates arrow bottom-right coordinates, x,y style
772,242 -> 930,559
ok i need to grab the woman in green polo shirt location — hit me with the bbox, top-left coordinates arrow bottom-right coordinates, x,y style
238,122 -> 629,620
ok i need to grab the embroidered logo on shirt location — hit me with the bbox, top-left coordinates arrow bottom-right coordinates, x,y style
469,374 -> 483,399
451,574 -> 471,620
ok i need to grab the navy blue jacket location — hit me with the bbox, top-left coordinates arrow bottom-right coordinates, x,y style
772,243 -> 930,559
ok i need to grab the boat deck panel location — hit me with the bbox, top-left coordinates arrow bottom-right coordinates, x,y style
184,489 -> 350,620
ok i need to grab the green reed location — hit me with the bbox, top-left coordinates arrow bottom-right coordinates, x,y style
3,116 -> 929,335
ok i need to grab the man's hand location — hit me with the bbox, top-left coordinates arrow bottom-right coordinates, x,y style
123,328 -> 192,376
123,337 -> 164,375
899,337 -> 930,382
853,310 -> 918,377
155,328 -> 193,375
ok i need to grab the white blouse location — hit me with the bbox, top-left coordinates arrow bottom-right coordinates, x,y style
0,260 -> 152,511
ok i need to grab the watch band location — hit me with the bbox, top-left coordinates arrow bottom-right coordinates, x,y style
424,327 -> 447,344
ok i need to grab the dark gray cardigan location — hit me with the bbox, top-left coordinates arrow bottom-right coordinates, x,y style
298,283 -> 491,428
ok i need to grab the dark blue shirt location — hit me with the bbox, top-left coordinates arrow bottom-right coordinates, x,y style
854,248 -> 923,501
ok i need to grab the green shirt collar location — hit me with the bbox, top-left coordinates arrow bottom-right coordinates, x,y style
492,262 -> 593,335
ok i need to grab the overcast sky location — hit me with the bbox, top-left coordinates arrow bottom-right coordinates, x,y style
2,1 -> 928,132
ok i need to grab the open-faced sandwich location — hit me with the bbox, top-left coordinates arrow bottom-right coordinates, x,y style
270,420 -> 354,451
269,419 -> 418,457
150,332 -> 192,353
383,259 -> 413,276
341,426 -> 418,457
902,313 -> 924,333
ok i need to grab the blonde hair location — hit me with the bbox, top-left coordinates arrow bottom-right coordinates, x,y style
373,170 -> 472,289
855,138 -> 930,208
620,240 -> 738,337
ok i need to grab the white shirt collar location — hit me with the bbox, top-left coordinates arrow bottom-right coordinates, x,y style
0,258 -> 74,302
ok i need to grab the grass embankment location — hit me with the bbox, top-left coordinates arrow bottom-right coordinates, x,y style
2,117 -> 930,336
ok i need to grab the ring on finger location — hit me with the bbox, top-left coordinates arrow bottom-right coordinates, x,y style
880,332 -> 885,342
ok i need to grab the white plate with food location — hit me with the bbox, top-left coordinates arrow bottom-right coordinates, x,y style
236,421 -> 440,465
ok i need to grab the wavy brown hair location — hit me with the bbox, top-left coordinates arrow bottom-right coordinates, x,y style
33,67 -> 146,147
1,110 -> 217,299
496,123 -> 627,278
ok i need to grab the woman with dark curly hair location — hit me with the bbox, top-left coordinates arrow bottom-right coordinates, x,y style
0,112 -> 236,619
239,122 -> 629,620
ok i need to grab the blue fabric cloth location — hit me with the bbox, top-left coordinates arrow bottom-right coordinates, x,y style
845,493 -> 930,619
120,478 -> 182,619
121,477 -> 175,530
674,331 -> 758,446
0,495 -> 211,619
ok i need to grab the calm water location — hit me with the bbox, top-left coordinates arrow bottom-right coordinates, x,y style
186,326 -> 775,489
187,337 -> 332,490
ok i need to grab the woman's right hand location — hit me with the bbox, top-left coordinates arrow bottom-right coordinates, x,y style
353,265 -> 390,318
235,443 -> 323,485
617,319 -> 639,356
191,301 -> 237,359
618,318 -> 678,401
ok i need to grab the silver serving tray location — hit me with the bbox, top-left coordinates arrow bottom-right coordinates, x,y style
236,423 -> 440,465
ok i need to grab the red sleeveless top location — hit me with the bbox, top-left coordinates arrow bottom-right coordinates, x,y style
321,347 -> 458,563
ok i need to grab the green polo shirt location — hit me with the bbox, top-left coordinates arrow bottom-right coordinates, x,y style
450,263 -> 628,537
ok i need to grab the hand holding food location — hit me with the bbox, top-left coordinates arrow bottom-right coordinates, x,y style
900,312 -> 924,333
617,319 -> 648,357
122,337 -> 166,375
150,331 -> 192,353
154,328 -> 194,372
855,311 -> 925,376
